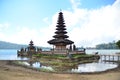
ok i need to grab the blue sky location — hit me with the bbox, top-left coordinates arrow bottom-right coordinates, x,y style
0,0 -> 71,26
79,0 -> 115,9
1,0 -> 114,27
0,0 -> 120,47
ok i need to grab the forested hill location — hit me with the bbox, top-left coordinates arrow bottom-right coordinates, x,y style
95,42 -> 118,49
0,41 -> 28,49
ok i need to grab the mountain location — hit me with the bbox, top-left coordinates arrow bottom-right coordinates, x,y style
0,41 -> 51,50
0,41 -> 28,49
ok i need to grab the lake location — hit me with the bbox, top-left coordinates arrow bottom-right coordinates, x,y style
0,49 -> 28,60
0,49 -> 119,73
86,49 -> 120,54
0,49 -> 120,60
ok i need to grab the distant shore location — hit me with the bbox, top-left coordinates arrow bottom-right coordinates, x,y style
0,60 -> 120,80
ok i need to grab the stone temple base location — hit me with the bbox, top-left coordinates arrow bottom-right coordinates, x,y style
41,50 -> 85,55
18,49 -> 85,57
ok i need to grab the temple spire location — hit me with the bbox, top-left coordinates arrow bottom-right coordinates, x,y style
47,11 -> 74,54
29,40 -> 34,46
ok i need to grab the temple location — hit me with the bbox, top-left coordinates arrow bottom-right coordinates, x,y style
28,40 -> 36,51
47,11 -> 85,54
17,40 -> 41,56
48,11 -> 74,54
17,11 -> 85,56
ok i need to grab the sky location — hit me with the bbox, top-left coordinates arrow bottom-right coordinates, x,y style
0,0 -> 120,47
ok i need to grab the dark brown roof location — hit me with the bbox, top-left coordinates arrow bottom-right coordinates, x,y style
47,11 -> 74,45
48,39 -> 74,45
55,30 -> 67,34
53,34 -> 68,38
29,40 -> 34,46
56,27 -> 66,30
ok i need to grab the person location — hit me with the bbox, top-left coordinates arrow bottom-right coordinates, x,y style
95,52 -> 98,55
83,48 -> 86,52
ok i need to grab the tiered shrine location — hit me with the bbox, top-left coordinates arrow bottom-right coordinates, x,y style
17,40 -> 41,56
48,11 -> 74,54
47,11 -> 85,54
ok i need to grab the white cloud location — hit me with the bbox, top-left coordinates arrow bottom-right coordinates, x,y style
9,25 -> 55,47
0,23 -> 55,47
1,0 -> 120,48
62,0 -> 120,47
4,27 -> 38,44
16,0 -> 120,47
70,0 -> 81,10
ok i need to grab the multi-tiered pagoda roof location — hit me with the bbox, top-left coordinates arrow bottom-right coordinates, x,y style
28,40 -> 35,50
48,11 -> 74,45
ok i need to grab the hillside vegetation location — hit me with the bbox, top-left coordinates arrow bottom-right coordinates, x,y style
95,42 -> 118,49
0,41 -> 27,49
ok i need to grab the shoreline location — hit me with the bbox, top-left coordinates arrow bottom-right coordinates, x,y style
1,60 -> 120,73
0,60 -> 120,80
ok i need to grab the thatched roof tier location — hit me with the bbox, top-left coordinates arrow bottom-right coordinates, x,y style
48,39 -> 74,45
55,30 -> 67,34
53,34 -> 68,38
56,27 -> 66,30
47,11 -> 74,45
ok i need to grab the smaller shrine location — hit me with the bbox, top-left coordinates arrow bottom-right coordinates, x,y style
17,40 -> 41,57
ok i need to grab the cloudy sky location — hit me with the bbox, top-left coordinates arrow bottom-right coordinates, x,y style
0,0 -> 120,47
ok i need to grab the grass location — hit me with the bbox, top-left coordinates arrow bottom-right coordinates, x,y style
33,54 -> 67,59
71,54 -> 94,58
33,53 -> 95,59
33,53 -> 100,64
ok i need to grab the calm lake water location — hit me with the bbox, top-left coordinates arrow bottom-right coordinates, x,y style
21,61 -> 118,73
86,49 -> 120,54
71,62 -> 118,73
0,49 -> 120,60
0,49 -> 28,60
0,49 -> 119,73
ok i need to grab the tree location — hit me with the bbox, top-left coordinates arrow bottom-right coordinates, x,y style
116,40 -> 120,48
96,41 -> 118,49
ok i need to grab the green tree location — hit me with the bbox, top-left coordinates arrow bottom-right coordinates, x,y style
96,41 -> 118,49
116,40 -> 120,48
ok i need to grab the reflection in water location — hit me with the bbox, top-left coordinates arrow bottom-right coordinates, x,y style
32,62 -> 41,68
23,61 -> 41,68
22,61 -> 53,71
71,62 -> 118,73
22,61 -> 118,73
22,61 -> 41,68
